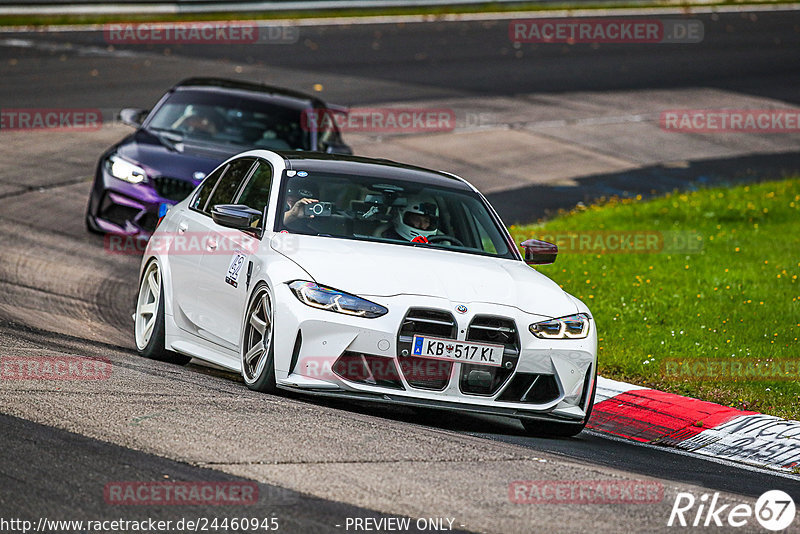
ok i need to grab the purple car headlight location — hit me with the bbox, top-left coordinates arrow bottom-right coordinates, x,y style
288,281 -> 387,318
106,153 -> 147,184
530,313 -> 591,339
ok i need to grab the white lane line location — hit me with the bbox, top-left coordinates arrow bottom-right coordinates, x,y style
585,428 -> 800,480
594,375 -> 648,404
0,37 -> 139,57
1,3 -> 799,32
678,414 -> 800,472
591,376 -> 800,475
524,114 -> 659,129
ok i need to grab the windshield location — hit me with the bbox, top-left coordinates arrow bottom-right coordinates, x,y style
275,169 -> 515,259
146,90 -> 311,150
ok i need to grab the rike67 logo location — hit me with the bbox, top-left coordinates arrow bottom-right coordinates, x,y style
668,490 -> 796,531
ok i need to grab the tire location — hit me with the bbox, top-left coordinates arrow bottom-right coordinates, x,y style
241,284 -> 277,393
521,372 -> 598,438
134,260 -> 191,365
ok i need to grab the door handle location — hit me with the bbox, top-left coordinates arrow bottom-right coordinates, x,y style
178,222 -> 188,234
207,239 -> 217,251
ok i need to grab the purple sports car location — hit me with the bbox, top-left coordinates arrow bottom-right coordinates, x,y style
86,77 -> 351,236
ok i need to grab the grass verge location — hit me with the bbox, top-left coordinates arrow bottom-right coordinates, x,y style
0,0 -> 796,27
509,178 -> 800,420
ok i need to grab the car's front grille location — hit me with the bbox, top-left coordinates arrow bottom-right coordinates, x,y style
333,352 -> 404,390
497,373 -> 561,404
460,316 -> 519,395
397,308 -> 457,390
153,176 -> 195,202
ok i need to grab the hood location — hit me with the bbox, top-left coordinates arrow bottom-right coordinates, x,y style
116,129 -> 241,182
272,234 -> 578,318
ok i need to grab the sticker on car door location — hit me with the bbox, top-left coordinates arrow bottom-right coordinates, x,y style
225,250 -> 247,288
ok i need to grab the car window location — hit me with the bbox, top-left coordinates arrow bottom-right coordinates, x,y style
315,108 -> 344,151
235,160 -> 273,227
275,170 -> 514,259
190,164 -> 228,212
471,211 -> 499,255
146,90 -> 311,150
205,158 -> 256,213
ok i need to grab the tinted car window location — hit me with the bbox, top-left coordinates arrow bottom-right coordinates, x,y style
205,158 -> 256,213
275,170 -> 514,259
146,90 -> 311,150
235,161 -> 273,227
191,164 -> 228,212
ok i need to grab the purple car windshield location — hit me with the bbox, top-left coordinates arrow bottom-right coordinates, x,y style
146,90 -> 311,151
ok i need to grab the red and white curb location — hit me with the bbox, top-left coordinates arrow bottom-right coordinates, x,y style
588,377 -> 800,474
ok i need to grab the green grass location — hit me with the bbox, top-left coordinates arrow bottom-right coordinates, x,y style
509,178 -> 800,420
0,0 -> 794,27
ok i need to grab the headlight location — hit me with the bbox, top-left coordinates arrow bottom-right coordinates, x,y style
106,154 -> 147,184
530,313 -> 591,339
288,281 -> 387,318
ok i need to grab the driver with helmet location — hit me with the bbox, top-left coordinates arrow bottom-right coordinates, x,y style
383,195 -> 439,242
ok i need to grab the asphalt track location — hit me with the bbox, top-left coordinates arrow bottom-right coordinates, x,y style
1,10 -> 799,533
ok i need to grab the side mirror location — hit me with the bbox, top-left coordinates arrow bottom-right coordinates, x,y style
521,239 -> 558,265
118,108 -> 148,128
211,204 -> 262,232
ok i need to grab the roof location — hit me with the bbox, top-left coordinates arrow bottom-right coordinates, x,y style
277,151 -> 472,191
173,77 -> 330,109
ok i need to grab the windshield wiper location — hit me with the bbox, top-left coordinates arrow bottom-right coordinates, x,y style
148,126 -> 184,139
147,127 -> 184,152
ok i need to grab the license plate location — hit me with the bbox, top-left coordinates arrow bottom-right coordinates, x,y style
411,335 -> 504,367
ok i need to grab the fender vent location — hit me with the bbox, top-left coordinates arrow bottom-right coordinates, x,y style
333,352 -> 404,390
288,330 -> 303,375
497,373 -> 560,404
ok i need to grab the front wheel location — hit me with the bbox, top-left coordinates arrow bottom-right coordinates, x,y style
134,260 -> 191,365
241,284 -> 277,393
521,372 -> 597,437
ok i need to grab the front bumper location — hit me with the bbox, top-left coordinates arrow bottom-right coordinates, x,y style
88,166 -> 197,236
274,287 -> 597,422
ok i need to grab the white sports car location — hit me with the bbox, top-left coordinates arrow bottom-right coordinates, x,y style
134,150 -> 597,436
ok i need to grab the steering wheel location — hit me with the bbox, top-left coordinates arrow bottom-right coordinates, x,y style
427,234 -> 464,247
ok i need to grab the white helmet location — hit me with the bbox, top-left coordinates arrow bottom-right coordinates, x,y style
394,195 -> 439,241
